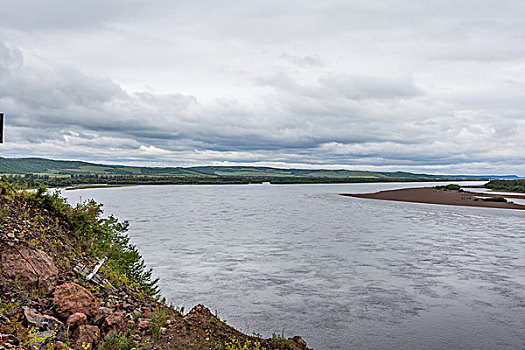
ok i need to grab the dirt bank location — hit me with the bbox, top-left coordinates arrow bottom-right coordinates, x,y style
342,187 -> 525,210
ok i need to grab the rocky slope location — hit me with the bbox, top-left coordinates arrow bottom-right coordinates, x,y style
0,183 -> 310,350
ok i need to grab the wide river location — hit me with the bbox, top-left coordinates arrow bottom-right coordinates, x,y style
62,182 -> 525,349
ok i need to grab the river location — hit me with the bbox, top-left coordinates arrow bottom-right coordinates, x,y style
62,181 -> 525,349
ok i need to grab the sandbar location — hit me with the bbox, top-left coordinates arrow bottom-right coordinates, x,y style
342,187 -> 525,210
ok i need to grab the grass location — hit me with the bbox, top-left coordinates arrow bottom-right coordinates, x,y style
99,332 -> 135,350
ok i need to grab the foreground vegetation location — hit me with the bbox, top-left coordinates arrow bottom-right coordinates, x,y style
0,181 -> 309,349
484,179 -> 525,193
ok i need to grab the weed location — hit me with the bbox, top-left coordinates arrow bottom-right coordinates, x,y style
270,330 -> 292,350
99,332 -> 134,350
225,339 -> 250,350
223,339 -> 267,350
150,307 -> 170,338
24,326 -> 57,348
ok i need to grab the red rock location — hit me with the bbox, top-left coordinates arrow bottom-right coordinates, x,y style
73,325 -> 100,348
93,307 -> 113,326
66,313 -> 87,329
52,283 -> 100,318
0,245 -> 58,293
102,310 -> 128,338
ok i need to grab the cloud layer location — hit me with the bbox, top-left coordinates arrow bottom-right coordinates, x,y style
1,1 -> 525,174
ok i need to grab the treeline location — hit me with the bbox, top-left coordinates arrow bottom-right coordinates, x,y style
1,173 -> 442,188
484,180 -> 525,193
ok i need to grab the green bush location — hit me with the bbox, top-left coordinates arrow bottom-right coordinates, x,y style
482,196 -> 507,202
435,184 -> 461,191
25,187 -> 159,296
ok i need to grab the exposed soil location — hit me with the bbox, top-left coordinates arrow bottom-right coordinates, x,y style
342,187 -> 525,210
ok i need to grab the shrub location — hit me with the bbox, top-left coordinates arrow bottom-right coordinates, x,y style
25,186 -> 159,296
435,184 -> 461,191
482,196 -> 507,202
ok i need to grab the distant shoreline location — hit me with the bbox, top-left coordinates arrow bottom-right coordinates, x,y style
342,187 -> 525,210
64,184 -> 132,190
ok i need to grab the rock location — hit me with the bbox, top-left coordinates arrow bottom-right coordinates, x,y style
189,304 -> 213,317
66,313 -> 87,329
1,333 -> 20,346
137,318 -> 151,330
93,307 -> 113,326
292,336 -> 308,347
141,307 -> 153,318
0,245 -> 58,293
74,325 -> 100,349
102,310 -> 128,338
53,283 -> 100,318
23,306 -> 64,333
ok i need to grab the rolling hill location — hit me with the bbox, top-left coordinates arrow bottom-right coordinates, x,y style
0,157 -> 518,188
0,157 -> 439,180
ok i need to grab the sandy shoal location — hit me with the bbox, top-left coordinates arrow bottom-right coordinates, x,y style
342,187 -> 525,210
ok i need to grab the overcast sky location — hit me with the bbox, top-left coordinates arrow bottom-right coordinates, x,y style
1,0 -> 524,175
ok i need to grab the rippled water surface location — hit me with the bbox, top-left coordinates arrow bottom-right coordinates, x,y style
62,182 -> 525,349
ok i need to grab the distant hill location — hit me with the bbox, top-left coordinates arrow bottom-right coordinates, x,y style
434,174 -> 520,180
0,157 -> 518,184
0,157 -> 440,180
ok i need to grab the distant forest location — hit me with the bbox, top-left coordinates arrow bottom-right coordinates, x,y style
0,156 -> 507,188
485,180 -> 525,193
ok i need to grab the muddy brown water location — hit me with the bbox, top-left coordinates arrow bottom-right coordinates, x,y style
62,182 -> 525,349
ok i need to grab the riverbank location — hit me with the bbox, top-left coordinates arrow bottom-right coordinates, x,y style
0,183 -> 310,349
342,187 -> 525,210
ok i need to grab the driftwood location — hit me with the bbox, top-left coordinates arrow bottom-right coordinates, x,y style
73,257 -> 117,292
87,257 -> 107,281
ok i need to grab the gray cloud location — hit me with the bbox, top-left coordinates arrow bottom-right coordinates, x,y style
0,1 -> 525,175
280,53 -> 323,68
